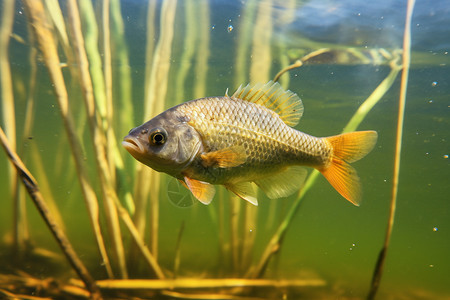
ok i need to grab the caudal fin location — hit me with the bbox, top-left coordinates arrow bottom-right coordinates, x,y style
320,131 -> 378,206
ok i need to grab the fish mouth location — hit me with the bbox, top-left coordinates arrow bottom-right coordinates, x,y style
122,136 -> 145,154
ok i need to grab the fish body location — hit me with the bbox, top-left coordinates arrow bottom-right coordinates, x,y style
123,81 -> 377,206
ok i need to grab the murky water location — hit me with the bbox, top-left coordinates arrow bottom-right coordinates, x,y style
0,0 -> 449,299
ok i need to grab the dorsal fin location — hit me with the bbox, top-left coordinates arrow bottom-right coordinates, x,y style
231,81 -> 304,127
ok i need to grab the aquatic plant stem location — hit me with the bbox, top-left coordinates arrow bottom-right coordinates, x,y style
273,48 -> 331,83
250,0 -> 273,83
137,0 -> 178,260
22,0 -> 110,280
234,0 -> 257,86
0,0 -> 21,253
0,127 -> 102,300
102,0 -> 116,182
109,0 -> 135,214
0,0 -> 16,150
127,0 -> 157,269
173,0 -> 197,108
367,0 -> 415,299
193,2 -> 210,99
110,0 -> 133,136
66,0 -> 121,279
96,278 -> 325,290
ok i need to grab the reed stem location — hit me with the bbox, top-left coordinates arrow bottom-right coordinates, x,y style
137,0 -> 178,260
109,0 -> 135,214
102,0 -> 116,182
249,0 -> 273,84
234,0 -> 257,86
0,0 -> 20,253
96,278 -> 325,290
66,0 -> 120,279
110,0 -> 133,136
367,0 -> 415,298
193,1 -> 210,99
22,0 -> 111,281
0,127 -> 102,300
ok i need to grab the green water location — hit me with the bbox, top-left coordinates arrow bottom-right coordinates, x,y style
1,0 -> 449,299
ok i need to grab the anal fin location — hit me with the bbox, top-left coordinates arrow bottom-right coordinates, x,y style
225,181 -> 258,206
184,176 -> 216,205
254,166 -> 307,199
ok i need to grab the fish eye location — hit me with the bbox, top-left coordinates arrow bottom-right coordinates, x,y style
149,128 -> 167,146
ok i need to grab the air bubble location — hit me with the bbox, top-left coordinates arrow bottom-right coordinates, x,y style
227,25 -> 234,32
431,81 -> 438,86
433,227 -> 438,232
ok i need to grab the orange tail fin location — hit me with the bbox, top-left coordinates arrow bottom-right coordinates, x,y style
320,131 -> 378,206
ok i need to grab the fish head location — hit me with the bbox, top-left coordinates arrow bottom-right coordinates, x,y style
122,110 -> 202,176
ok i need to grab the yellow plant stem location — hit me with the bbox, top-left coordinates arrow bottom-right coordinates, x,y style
22,0 -> 110,282
193,2 -> 210,99
129,2 -> 157,257
102,0 -> 115,181
367,0 -> 415,298
250,0 -> 273,84
67,0 -> 121,279
109,0 -> 135,214
137,0 -> 178,260
96,278 -> 325,290
0,0 -> 21,252
234,0 -> 257,87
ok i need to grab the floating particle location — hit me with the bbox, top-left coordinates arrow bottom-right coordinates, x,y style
428,100 -> 433,103
211,25 -> 215,30
444,154 -> 448,159
429,264 -> 434,268
433,227 -> 438,232
227,25 -> 234,32
431,81 -> 438,86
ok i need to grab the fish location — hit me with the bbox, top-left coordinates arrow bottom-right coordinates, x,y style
123,81 -> 377,206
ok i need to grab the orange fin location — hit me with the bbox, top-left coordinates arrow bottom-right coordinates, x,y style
201,146 -> 247,168
321,131 -> 378,205
225,181 -> 258,206
184,176 -> 215,205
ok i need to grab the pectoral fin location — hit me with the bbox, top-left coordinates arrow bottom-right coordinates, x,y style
254,166 -> 307,199
225,181 -> 258,206
201,146 -> 247,168
184,176 -> 215,205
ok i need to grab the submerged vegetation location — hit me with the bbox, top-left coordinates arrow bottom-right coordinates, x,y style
1,0 -> 447,299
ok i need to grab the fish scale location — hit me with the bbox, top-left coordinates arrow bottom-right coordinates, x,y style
177,96 -> 328,181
